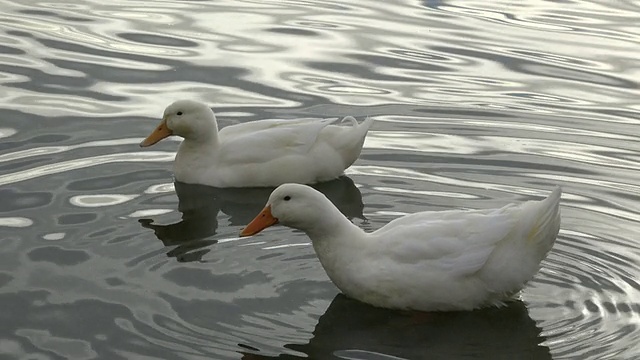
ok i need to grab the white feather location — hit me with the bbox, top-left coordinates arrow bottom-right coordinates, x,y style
141,100 -> 373,188
246,184 -> 562,312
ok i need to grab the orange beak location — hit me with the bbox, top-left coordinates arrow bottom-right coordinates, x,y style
240,205 -> 279,237
140,117 -> 172,147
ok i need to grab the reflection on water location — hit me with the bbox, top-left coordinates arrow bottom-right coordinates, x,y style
241,295 -> 551,359
140,176 -> 364,262
0,0 -> 639,359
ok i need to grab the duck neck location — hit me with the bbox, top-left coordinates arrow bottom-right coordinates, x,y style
188,116 -> 220,145
174,109 -> 219,146
304,209 -> 364,292
306,209 -> 363,258
174,122 -> 220,178
181,129 -> 218,149
177,133 -> 218,163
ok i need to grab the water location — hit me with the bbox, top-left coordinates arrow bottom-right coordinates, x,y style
0,0 -> 639,359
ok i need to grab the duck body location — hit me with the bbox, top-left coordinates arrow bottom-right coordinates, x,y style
241,184 -> 562,312
140,100 -> 373,188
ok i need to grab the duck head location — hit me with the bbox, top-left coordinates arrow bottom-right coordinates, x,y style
240,183 -> 331,236
140,100 -> 218,147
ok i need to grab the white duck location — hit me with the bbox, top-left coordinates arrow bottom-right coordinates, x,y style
140,100 -> 374,188
240,184 -> 562,312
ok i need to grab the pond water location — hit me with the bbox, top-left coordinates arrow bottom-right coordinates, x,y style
0,0 -> 639,359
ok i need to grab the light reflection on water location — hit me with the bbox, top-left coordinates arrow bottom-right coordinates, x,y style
0,0 -> 639,359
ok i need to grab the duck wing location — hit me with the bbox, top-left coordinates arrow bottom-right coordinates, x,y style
376,186 -> 561,280
375,206 -> 519,278
218,118 -> 338,165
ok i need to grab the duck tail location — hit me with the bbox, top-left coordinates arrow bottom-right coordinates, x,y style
348,115 -> 374,140
527,186 -> 562,255
340,115 -> 374,130
340,115 -> 359,127
323,116 -> 373,168
360,116 -> 375,132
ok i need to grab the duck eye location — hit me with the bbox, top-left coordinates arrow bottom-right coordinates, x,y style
284,196 -> 291,201
176,111 -> 183,116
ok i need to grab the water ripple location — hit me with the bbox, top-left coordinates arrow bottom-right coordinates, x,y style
0,0 -> 639,359
0,151 -> 173,186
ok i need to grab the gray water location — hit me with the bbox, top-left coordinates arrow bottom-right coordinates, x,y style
1,0 -> 639,359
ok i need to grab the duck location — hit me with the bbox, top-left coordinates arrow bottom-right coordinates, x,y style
139,100 -> 374,188
240,183 -> 562,312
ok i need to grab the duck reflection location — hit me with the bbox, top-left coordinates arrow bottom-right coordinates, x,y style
240,295 -> 551,359
140,176 -> 364,262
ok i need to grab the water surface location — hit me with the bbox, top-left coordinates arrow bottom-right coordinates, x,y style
0,0 -> 639,359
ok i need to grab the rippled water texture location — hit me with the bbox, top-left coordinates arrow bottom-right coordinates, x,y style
1,0 -> 639,359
